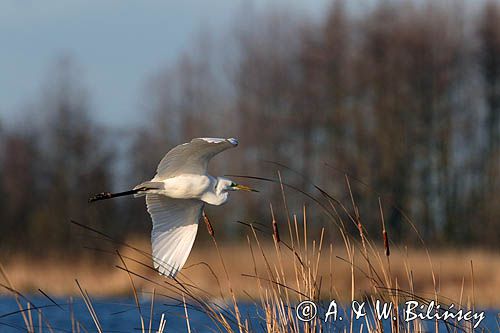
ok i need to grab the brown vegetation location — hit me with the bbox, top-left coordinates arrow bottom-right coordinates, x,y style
1,1 -> 499,332
3,239 -> 499,307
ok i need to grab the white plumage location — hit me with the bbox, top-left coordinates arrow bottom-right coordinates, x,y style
89,137 -> 256,277
130,137 -> 256,277
146,195 -> 203,277
154,137 -> 238,178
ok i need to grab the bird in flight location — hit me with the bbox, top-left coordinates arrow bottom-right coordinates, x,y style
89,137 -> 257,277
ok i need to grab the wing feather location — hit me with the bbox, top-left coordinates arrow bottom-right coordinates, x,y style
154,137 -> 238,178
146,194 -> 204,277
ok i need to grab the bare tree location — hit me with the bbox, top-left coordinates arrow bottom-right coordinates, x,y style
477,1 -> 500,244
17,56 -> 118,257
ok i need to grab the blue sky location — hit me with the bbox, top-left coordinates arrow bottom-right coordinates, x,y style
0,0 -> 328,128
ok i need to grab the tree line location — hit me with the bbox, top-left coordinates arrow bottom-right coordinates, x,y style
0,1 -> 498,258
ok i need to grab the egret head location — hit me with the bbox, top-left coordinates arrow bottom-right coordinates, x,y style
216,177 -> 258,194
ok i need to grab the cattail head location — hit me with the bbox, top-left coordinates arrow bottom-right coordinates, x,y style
378,197 -> 390,257
357,221 -> 364,238
383,230 -> 390,257
269,204 -> 280,243
202,211 -> 215,238
272,218 -> 280,243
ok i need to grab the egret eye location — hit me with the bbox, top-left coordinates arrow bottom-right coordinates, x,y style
230,182 -> 236,187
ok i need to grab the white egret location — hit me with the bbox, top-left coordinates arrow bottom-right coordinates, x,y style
89,137 -> 257,277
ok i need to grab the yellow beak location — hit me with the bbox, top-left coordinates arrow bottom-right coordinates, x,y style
234,184 -> 259,192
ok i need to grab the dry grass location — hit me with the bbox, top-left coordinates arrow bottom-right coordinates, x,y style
1,176 -> 499,332
2,240 -> 500,307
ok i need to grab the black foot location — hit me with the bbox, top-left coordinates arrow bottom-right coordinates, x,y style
89,192 -> 112,203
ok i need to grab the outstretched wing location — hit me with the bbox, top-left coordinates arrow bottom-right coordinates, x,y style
154,137 -> 238,179
146,194 -> 204,277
